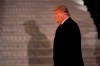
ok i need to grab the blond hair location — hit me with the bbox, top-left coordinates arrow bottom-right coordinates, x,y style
54,5 -> 69,15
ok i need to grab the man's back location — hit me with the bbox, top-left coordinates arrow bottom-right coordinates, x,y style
53,17 -> 84,66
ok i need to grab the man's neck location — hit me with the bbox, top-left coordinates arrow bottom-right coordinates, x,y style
61,17 -> 69,25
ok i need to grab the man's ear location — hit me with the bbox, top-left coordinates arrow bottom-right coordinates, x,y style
61,13 -> 66,18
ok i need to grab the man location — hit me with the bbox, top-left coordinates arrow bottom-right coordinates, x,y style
53,5 -> 84,66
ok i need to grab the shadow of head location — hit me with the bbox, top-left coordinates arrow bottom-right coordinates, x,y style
23,20 -> 40,35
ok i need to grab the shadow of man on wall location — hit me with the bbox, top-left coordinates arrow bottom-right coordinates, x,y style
24,20 -> 52,66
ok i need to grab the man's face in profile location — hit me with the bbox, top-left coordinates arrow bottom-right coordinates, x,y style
54,10 -> 63,24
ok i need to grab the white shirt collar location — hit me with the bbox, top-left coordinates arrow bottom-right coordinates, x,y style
61,17 -> 69,25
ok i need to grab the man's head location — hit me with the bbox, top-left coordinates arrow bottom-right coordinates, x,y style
53,5 -> 70,24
